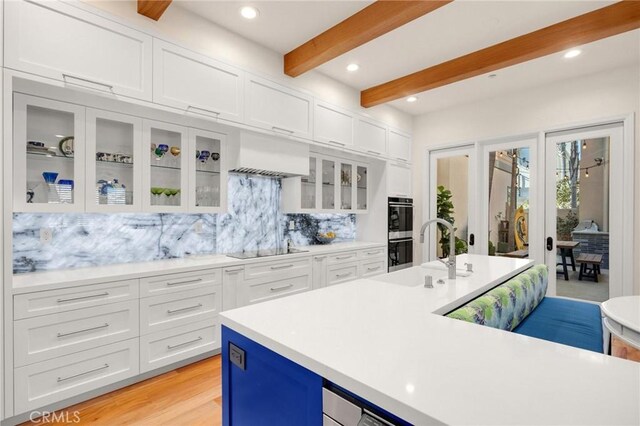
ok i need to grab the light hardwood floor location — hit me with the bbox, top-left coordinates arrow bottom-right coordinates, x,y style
23,356 -> 222,426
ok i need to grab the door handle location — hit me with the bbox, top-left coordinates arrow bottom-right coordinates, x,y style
469,234 -> 475,246
546,237 -> 554,251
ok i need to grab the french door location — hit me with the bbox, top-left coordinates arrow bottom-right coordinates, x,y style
545,123 -> 629,299
426,145 -> 478,261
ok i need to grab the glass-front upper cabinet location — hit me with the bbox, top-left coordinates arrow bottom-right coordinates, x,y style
188,128 -> 226,212
85,109 -> 142,212
356,164 -> 368,212
142,120 -> 188,212
339,161 -> 354,211
301,156 -> 317,210
321,158 -> 336,210
13,94 -> 86,212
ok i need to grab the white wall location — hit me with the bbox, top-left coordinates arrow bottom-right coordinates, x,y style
80,0 -> 413,132
412,65 -> 640,294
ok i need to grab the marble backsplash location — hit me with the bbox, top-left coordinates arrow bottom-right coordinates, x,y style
13,175 -> 355,274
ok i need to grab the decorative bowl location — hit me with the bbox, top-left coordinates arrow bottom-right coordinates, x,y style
315,235 -> 336,244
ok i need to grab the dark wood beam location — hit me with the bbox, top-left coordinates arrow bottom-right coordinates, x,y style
361,1 -> 640,107
137,0 -> 172,21
284,1 -> 452,77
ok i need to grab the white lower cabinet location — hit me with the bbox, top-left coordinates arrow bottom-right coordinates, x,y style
222,266 -> 244,311
238,274 -> 312,306
327,263 -> 359,286
14,339 -> 139,414
14,300 -> 139,367
140,286 -> 221,335
140,319 -> 219,373
312,255 -> 328,290
360,259 -> 386,278
313,246 -> 387,288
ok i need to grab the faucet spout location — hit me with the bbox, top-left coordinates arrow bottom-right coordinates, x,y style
419,218 -> 457,280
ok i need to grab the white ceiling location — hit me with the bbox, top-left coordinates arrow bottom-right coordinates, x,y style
175,1 -> 639,116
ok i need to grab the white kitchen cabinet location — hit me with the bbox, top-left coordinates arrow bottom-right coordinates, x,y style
312,255 -> 328,290
13,93 -> 86,212
140,268 -> 222,298
153,39 -> 244,123
222,266 -> 244,311
281,156 -> 320,213
388,128 -> 412,163
313,100 -> 354,147
5,0 -> 152,101
238,257 -> 312,306
188,128 -> 227,212
387,161 -> 412,197
244,73 -> 313,139
85,108 -> 143,212
142,120 -> 189,212
320,157 -> 337,210
312,247 -> 387,288
355,116 -> 387,157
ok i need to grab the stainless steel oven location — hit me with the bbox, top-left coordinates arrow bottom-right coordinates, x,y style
388,197 -> 413,272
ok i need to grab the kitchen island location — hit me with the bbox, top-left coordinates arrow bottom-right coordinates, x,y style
220,254 -> 640,425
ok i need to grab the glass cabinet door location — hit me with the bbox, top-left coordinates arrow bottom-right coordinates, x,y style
321,158 -> 336,210
86,109 -> 142,212
188,128 -> 226,212
13,94 -> 85,212
356,164 -> 368,211
339,161 -> 354,210
301,156 -> 317,210
142,120 -> 188,212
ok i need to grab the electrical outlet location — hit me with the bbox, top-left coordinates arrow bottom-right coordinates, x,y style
40,227 -> 53,244
194,220 -> 203,234
289,220 -> 295,231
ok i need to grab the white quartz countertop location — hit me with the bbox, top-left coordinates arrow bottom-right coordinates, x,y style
12,241 -> 385,293
220,254 -> 640,425
602,296 -> 640,332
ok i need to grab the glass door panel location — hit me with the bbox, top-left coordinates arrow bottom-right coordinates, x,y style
189,128 -> 225,211
86,109 -> 142,211
356,164 -> 368,211
14,94 -> 85,212
321,158 -> 336,210
143,120 -> 188,211
301,156 -> 317,210
339,162 -> 353,210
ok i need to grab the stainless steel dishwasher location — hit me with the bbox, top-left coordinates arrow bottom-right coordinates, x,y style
322,386 -> 398,426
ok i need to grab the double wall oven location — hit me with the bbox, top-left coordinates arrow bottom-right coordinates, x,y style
388,197 -> 413,272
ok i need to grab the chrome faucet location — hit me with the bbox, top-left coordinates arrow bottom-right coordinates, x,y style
419,218 -> 457,280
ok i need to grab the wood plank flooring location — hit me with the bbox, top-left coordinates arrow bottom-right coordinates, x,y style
23,356 -> 222,426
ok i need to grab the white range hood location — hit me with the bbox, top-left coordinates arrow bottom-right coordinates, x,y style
227,131 -> 310,177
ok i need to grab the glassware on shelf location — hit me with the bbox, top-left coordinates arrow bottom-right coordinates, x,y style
57,179 -> 74,204
96,178 -> 126,205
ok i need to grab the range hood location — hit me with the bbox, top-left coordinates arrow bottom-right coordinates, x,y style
228,131 -> 310,177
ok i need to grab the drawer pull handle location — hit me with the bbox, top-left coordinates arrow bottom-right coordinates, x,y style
57,364 -> 109,383
367,150 -> 381,155
272,126 -> 294,134
167,336 -> 203,350
270,284 -> 293,292
336,255 -> 353,260
395,157 -> 408,162
62,74 -> 114,91
314,256 -> 327,260
366,251 -> 382,255
57,292 -> 109,303
187,105 -> 220,117
224,268 -> 244,273
328,140 -> 346,147
336,272 -> 352,278
367,266 -> 381,271
167,303 -> 203,314
270,264 -> 294,270
57,323 -> 109,338
167,278 -> 203,286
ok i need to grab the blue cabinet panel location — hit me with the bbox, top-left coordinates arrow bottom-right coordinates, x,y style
222,326 -> 323,426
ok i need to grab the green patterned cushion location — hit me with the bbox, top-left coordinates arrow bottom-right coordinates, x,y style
446,264 -> 549,331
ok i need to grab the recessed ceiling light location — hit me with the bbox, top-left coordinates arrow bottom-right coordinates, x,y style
406,96 -> 418,103
240,6 -> 259,20
346,63 -> 359,72
564,49 -> 581,59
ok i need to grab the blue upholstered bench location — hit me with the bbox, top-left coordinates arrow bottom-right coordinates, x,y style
446,265 -> 605,353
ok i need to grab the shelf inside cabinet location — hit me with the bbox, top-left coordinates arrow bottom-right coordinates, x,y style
27,151 -> 73,161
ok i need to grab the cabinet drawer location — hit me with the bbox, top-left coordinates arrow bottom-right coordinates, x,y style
359,247 -> 386,260
327,264 -> 358,286
140,319 -> 219,373
14,300 -> 139,367
327,251 -> 358,265
245,257 -> 311,281
14,279 -> 138,320
239,274 -> 311,306
140,269 -> 221,298
361,260 -> 386,278
140,286 -> 221,335
14,339 -> 139,415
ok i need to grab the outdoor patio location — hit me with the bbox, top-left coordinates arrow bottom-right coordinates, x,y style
556,268 -> 609,302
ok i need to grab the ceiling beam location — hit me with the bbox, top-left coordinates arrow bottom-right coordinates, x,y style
284,1 -> 452,77
361,1 -> 640,108
137,0 -> 172,21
